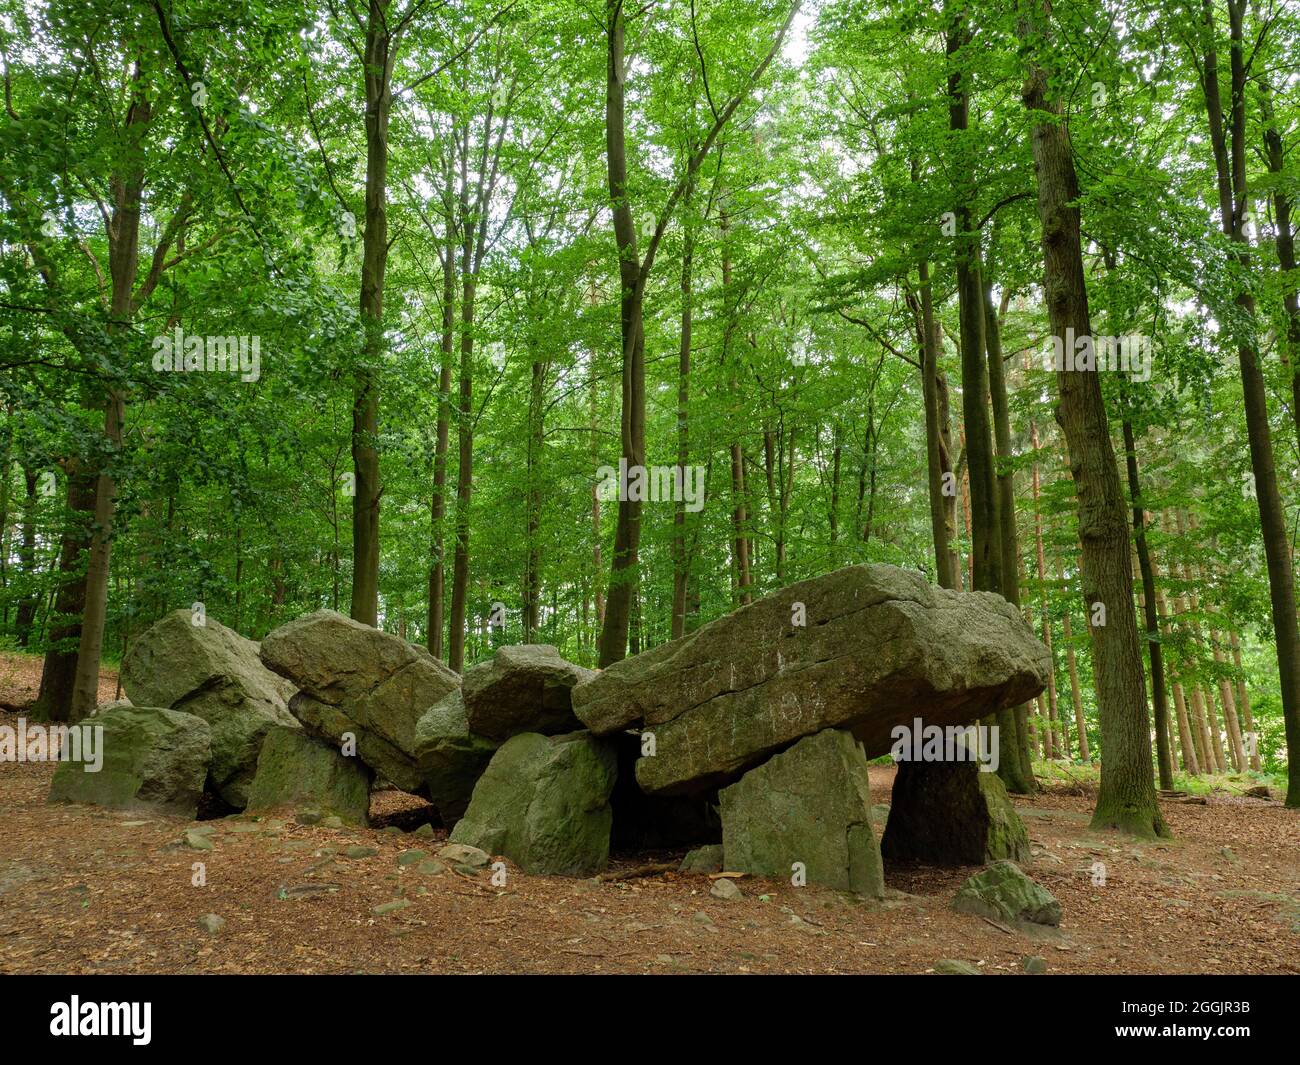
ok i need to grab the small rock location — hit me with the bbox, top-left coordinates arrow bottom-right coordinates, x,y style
679,844 -> 724,875
344,845 -> 379,859
710,878 -> 742,901
438,843 -> 490,868
396,849 -> 428,867
416,860 -> 447,876
295,810 -> 323,826
196,914 -> 225,935
1023,955 -> 1048,975
934,959 -> 980,975
452,863 -> 480,877
183,829 -> 214,852
692,911 -> 715,926
372,899 -> 411,916
412,824 -> 436,839
952,861 -> 1061,927
322,815 -> 345,830
381,826 -> 403,837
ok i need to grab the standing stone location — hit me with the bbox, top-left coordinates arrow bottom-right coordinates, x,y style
121,610 -> 299,808
719,729 -> 885,898
245,726 -> 371,826
260,610 -> 460,794
413,689 -> 499,825
462,644 -> 594,740
48,705 -> 211,819
570,564 -> 1050,796
449,731 -> 617,876
881,761 -> 1028,866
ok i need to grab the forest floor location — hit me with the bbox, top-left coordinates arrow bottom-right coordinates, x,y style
1,651 -> 1297,975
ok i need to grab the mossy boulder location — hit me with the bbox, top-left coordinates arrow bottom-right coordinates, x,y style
245,726 -> 371,826
413,689 -> 499,825
260,610 -> 460,794
952,860 -> 1061,927
462,644 -> 594,740
719,728 -> 885,897
120,609 -> 298,808
48,705 -> 211,818
449,730 -> 617,876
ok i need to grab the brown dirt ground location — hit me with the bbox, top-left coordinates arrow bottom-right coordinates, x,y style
1,653 -> 1297,975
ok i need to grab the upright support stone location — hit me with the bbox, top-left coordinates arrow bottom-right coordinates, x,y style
719,729 -> 885,897
881,760 -> 1028,866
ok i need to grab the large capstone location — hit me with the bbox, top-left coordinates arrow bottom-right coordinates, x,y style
570,563 -> 1049,796
413,689 -> 499,825
462,644 -> 594,740
719,728 -> 884,897
260,609 -> 460,794
120,610 -> 299,808
449,731 -> 617,877
48,705 -> 211,819
245,726 -> 371,826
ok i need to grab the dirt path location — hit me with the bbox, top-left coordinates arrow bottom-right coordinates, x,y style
2,705 -> 1296,973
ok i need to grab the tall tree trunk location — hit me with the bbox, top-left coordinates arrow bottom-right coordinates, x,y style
917,262 -> 954,589
671,214 -> 694,640
14,467 -> 38,646
427,205 -> 455,658
1196,0 -> 1300,805
34,469 -> 96,721
1020,1 -> 1166,836
351,0 -> 392,628
1121,419 -> 1174,789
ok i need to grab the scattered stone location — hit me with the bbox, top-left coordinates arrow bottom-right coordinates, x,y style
933,959 -> 981,975
416,860 -> 447,876
412,823 -> 436,839
396,849 -> 427,867
952,861 -> 1062,927
196,914 -> 226,935
344,845 -> 379,860
48,705 -> 211,819
692,911 -> 715,926
321,815 -> 345,830
121,610 -> 299,808
570,564 -> 1049,796
461,644 -> 595,740
437,843 -> 490,869
413,690 -> 499,826
245,726 -> 371,827
1023,955 -> 1048,975
679,844 -> 724,875
710,878 -> 743,901
183,829 -> 214,852
720,728 -> 884,898
449,731 -> 617,877
295,810 -> 323,826
372,900 -> 411,916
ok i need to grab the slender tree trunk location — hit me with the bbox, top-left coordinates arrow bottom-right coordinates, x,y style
1197,0 -> 1300,805
1230,630 -> 1261,770
671,216 -> 694,639
34,469 -> 95,721
427,207 -> 455,658
351,0 -> 392,628
1020,2 -> 1166,835
1121,419 -> 1174,789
